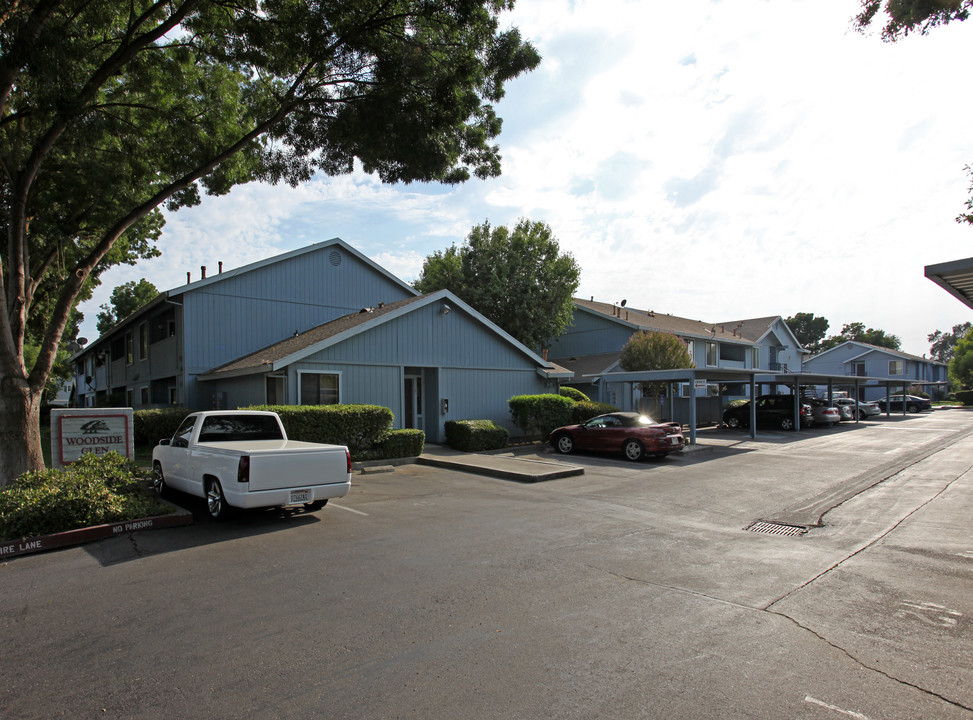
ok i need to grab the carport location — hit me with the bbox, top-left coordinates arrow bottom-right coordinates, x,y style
583,368 -> 918,445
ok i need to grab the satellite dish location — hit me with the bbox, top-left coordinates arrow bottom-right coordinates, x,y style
66,342 -> 82,354
77,337 -> 88,346
620,299 -> 627,307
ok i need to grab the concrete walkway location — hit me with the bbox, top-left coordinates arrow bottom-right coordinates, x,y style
417,444 -> 585,482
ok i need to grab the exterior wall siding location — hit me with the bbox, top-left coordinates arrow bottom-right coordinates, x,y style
549,310 -> 635,357
181,246 -> 415,406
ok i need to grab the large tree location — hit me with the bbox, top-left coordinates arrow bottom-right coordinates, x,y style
414,219 -> 580,349
784,312 -> 829,353
949,326 -> 973,388
854,1 -> 973,227
96,279 -> 160,335
928,321 -> 973,362
0,0 -> 540,484
818,322 -> 901,353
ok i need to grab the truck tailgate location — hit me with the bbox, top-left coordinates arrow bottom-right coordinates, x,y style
244,444 -> 349,492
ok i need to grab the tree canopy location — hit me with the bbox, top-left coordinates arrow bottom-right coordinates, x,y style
817,322 -> 901,353
928,322 -> 973,363
949,326 -> 973,388
618,330 -> 695,398
853,0 -> 971,41
785,312 -> 830,353
96,279 -> 160,334
414,219 -> 580,349
0,0 -> 540,483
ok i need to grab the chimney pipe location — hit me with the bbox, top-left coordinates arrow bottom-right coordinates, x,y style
542,348 -> 548,361
218,261 -> 223,273
187,272 -> 191,284
201,266 -> 207,279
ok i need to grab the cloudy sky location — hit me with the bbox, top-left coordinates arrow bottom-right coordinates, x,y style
76,0 -> 973,356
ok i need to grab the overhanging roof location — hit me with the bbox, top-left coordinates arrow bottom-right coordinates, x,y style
925,257 -> 973,311
583,367 -> 939,388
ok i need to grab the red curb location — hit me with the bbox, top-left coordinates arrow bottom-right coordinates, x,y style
0,505 -> 193,560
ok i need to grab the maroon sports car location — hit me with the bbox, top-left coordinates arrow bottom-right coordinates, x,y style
549,412 -> 686,461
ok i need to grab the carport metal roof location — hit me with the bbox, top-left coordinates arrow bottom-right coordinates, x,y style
925,256 -> 973,310
582,368 -> 926,444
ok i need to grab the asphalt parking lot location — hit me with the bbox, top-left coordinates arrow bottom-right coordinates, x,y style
3,408 -> 973,719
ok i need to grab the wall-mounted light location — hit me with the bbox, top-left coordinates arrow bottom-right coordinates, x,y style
441,303 -> 451,315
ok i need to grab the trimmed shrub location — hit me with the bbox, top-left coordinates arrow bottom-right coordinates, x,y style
569,401 -> 619,424
0,452 -> 170,541
245,404 -> 393,454
357,429 -> 426,461
955,389 -> 973,406
559,386 -> 590,402
134,407 -> 192,446
445,419 -> 510,451
508,394 -> 574,438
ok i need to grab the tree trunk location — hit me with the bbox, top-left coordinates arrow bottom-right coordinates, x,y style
0,376 -> 44,486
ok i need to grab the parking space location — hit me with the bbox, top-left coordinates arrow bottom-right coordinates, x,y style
3,408 -> 973,719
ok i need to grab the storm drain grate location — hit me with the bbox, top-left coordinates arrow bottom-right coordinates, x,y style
746,521 -> 808,537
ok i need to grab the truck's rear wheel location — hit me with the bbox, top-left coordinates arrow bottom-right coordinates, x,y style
304,500 -> 328,512
206,478 -> 231,521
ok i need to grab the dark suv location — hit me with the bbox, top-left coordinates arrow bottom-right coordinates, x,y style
723,395 -> 812,431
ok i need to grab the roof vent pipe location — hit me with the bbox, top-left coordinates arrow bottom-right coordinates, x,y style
187,272 -> 191,284
201,266 -> 206,279
219,261 -> 223,273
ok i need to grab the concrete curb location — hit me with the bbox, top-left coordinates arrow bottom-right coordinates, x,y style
416,455 -> 585,483
0,503 -> 193,560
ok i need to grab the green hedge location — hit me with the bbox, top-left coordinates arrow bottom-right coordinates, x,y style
559,386 -> 590,402
134,407 -> 192,446
955,390 -> 973,406
508,394 -> 575,438
444,419 -> 510,451
246,404 -> 393,452
0,452 -> 170,541
570,401 -> 619,424
356,429 -> 425,461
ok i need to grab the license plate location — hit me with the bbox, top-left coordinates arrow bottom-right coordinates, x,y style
289,489 -> 311,504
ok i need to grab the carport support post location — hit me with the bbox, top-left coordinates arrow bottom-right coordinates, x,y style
854,379 -> 860,423
749,374 -> 756,439
688,370 -> 697,445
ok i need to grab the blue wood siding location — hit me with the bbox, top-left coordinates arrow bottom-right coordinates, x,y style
181,245 -> 414,405
549,310 -> 633,357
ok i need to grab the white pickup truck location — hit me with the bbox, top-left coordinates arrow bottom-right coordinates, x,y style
151,410 -> 351,520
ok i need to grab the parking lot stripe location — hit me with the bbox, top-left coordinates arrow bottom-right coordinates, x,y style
330,503 -> 368,516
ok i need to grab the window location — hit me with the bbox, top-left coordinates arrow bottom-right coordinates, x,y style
685,342 -> 694,364
852,362 -> 866,377
706,342 -> 717,367
719,344 -> 745,363
266,376 -> 286,404
140,386 -> 149,405
125,388 -> 134,407
172,415 -> 196,447
889,360 -> 904,375
139,323 -> 148,360
125,332 -> 134,365
299,372 -> 339,405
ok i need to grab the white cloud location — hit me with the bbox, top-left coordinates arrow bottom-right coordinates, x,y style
77,0 -> 973,355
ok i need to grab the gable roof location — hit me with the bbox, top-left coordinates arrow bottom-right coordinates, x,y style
716,315 -> 806,351
548,352 -> 622,382
199,289 -> 571,380
71,238 -> 418,360
165,237 -> 418,299
808,340 -> 946,366
573,299 -> 755,345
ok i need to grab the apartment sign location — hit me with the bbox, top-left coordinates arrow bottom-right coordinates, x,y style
51,408 -> 134,467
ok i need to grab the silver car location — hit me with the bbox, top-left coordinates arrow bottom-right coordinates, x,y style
833,397 -> 880,420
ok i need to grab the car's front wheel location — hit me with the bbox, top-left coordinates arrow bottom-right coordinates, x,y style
555,434 -> 574,454
780,417 -> 795,431
907,403 -> 919,413
623,439 -> 644,461
725,416 -> 742,429
206,478 -> 231,521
